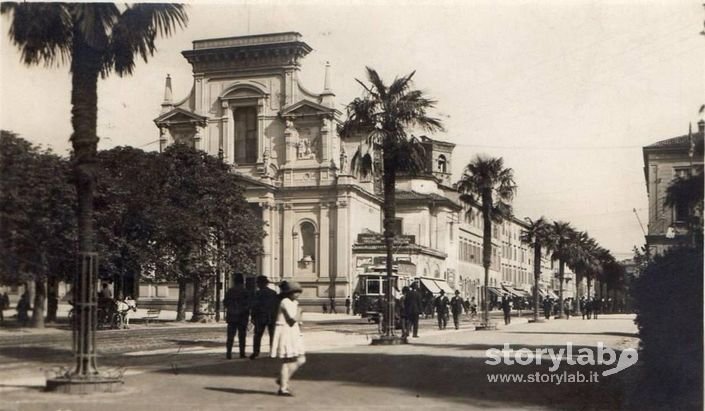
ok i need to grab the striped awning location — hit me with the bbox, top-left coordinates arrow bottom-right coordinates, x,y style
420,278 -> 442,294
434,280 -> 455,295
487,287 -> 505,298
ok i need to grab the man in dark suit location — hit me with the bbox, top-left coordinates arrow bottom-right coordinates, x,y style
404,282 -> 423,338
223,273 -> 251,359
250,275 -> 279,360
450,290 -> 464,330
434,290 -> 450,330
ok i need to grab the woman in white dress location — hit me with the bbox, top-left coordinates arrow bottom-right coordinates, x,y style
271,280 -> 305,396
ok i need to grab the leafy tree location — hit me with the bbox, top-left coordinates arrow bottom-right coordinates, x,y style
631,245 -> 703,409
0,130 -> 76,328
95,147 -> 161,299
1,3 -> 186,374
457,155 -> 516,326
665,169 -> 704,246
338,67 -> 443,338
153,144 -> 263,321
520,216 -> 549,322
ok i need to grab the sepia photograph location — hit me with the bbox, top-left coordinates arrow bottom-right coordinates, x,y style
0,1 -> 703,410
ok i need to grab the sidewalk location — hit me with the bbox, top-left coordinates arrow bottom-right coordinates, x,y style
0,314 -> 639,411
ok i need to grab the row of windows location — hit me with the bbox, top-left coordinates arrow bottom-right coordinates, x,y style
458,238 -> 500,270
501,242 -> 527,263
502,265 -> 530,286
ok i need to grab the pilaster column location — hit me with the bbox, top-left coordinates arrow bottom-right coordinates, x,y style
260,202 -> 274,278
221,101 -> 230,163
257,101 -> 265,164
283,204 -> 294,278
335,200 -> 349,286
319,204 -> 330,279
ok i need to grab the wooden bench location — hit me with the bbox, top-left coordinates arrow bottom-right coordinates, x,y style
144,309 -> 161,325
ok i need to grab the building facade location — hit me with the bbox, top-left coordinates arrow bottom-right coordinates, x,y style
150,32 -> 569,310
642,121 -> 704,256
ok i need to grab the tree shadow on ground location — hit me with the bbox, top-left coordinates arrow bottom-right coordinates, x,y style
153,350 -> 637,410
204,386 -> 279,396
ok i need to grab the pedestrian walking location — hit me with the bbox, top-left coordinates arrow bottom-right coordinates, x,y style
502,295 -> 512,325
250,275 -> 279,360
17,291 -> 31,326
543,298 -> 552,320
450,290 -> 464,330
434,290 -> 449,330
399,287 -> 409,338
470,297 -> 478,318
405,283 -> 422,338
564,298 -> 572,319
585,298 -> 593,319
272,280 -> 305,396
580,297 -> 587,320
593,297 -> 601,319
329,297 -> 337,314
223,273 -> 251,359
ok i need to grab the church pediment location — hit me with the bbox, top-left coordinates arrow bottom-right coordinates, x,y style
154,108 -> 208,126
280,99 -> 336,118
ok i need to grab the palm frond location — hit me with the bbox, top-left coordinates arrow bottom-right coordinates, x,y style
2,2 -> 73,67
106,3 -> 188,76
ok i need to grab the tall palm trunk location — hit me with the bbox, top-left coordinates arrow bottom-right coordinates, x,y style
481,189 -> 492,326
382,153 -> 396,337
587,276 -> 591,300
70,34 -> 102,377
557,259 -> 565,319
176,278 -> 187,321
574,273 -> 583,316
532,243 -> 541,322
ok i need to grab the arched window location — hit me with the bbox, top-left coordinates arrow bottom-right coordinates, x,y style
437,155 -> 447,173
300,222 -> 316,262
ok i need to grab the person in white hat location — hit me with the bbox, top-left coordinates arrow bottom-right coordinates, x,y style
271,280 -> 305,396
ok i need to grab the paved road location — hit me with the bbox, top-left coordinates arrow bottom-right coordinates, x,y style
0,314 -> 639,410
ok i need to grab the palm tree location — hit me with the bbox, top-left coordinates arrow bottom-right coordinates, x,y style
567,231 -> 598,315
520,217 -> 549,322
338,67 -> 443,339
1,3 -> 187,378
545,221 -> 575,319
457,156 -> 516,326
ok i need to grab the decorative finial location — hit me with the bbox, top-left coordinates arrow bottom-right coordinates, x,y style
163,74 -> 173,104
323,61 -> 331,92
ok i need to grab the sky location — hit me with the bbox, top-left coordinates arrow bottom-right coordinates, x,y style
1,0 -> 703,259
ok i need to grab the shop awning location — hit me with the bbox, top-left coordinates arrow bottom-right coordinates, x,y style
434,280 -> 455,295
547,290 -> 559,300
419,278 -> 441,294
503,286 -> 531,298
487,287 -> 505,298
537,288 -> 548,298
514,288 -> 532,298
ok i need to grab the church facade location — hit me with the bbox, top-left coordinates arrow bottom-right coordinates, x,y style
148,32 -> 564,310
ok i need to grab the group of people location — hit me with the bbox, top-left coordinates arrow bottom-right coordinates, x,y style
431,290 -> 467,330
580,296 -> 603,320
222,273 -> 305,396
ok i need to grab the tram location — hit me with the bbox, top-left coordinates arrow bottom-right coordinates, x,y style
354,260 -> 416,324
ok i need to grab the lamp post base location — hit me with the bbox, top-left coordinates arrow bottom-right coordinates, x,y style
46,375 -> 123,394
370,335 -> 407,345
